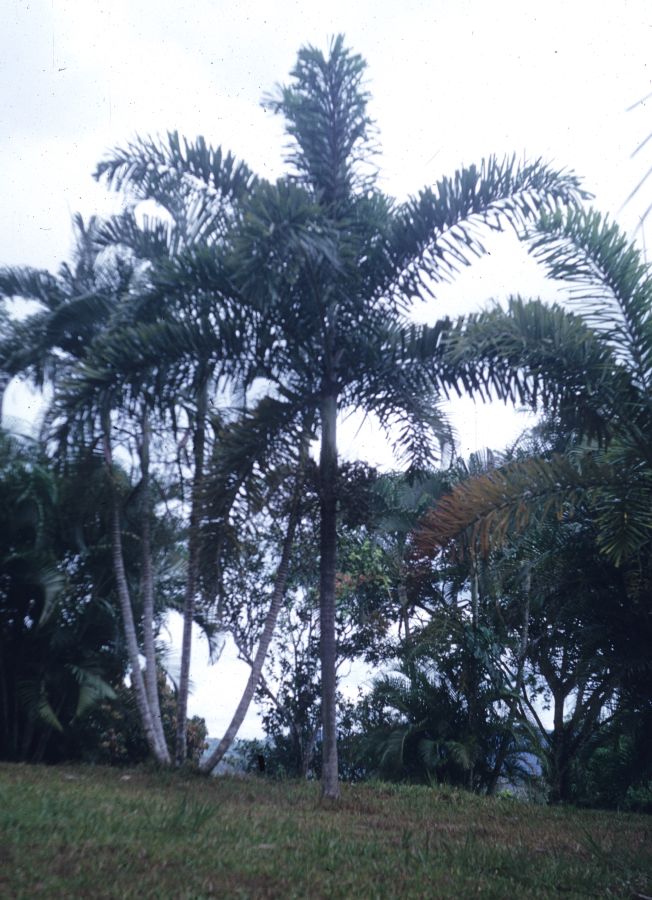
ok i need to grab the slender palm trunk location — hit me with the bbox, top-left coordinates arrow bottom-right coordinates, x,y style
102,426 -> 170,764
397,569 -> 411,643
319,389 -> 340,799
467,553 -> 480,789
200,446 -> 307,773
0,371 -> 9,427
138,413 -> 168,756
175,382 -> 208,766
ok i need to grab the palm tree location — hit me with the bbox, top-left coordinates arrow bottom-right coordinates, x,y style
91,133 -> 263,765
416,210 -> 652,800
361,661 -> 483,787
0,218 -> 174,763
57,137 -> 321,768
229,36 -> 585,798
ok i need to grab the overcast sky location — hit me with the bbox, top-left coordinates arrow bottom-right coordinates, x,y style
3,1 -> 652,736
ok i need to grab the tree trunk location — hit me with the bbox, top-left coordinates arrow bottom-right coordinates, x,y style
301,725 -> 321,780
102,426 -> 169,764
138,412 -> 169,758
549,687 -> 570,803
0,371 -> 9,427
467,552 -> 480,789
397,571 -> 411,643
319,389 -> 340,800
200,445 -> 307,774
487,561 -> 531,795
175,382 -> 208,766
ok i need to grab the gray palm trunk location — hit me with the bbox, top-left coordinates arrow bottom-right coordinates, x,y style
174,382 -> 208,766
0,371 -> 8,426
103,428 -> 170,764
200,447 -> 307,773
138,414 -> 168,756
319,389 -> 340,799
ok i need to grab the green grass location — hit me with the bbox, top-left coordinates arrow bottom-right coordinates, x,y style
0,764 -> 650,898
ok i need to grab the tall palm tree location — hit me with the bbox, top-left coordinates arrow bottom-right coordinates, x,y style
67,134 -> 317,767
91,132 -> 263,765
230,36 -> 585,798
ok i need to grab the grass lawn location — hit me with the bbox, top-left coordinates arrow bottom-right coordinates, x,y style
0,763 -> 650,898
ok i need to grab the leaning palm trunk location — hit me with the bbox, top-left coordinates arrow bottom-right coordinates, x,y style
102,425 -> 170,764
138,412 -> 168,756
200,445 -> 307,773
175,381 -> 208,766
319,389 -> 340,800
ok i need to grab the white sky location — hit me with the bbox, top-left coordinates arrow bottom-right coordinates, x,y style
2,0 -> 652,737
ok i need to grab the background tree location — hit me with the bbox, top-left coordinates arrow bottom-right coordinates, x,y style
92,132 -> 258,764
419,207 -> 652,797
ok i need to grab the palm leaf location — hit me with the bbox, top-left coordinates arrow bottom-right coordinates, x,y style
441,296 -> 629,442
527,207 -> 652,392
266,34 -> 376,206
419,452 -> 615,557
16,680 -> 63,732
0,267 -> 66,309
69,665 -> 117,718
380,156 -> 587,303
95,131 -> 257,235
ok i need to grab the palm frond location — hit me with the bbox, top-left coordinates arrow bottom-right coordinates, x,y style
16,680 -> 63,732
418,452 -> 615,557
527,207 -> 652,392
267,34 -> 376,207
95,131 -> 257,233
69,665 -> 117,718
0,267 -> 66,309
441,296 -> 628,442
203,394 -> 314,523
93,211 -> 175,260
381,156 -> 587,301
230,179 -> 341,305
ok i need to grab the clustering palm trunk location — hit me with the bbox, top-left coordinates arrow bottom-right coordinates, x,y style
138,413 -> 168,757
175,381 -> 208,766
103,425 -> 171,764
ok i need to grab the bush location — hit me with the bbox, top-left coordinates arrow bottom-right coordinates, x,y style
75,670 -> 207,766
